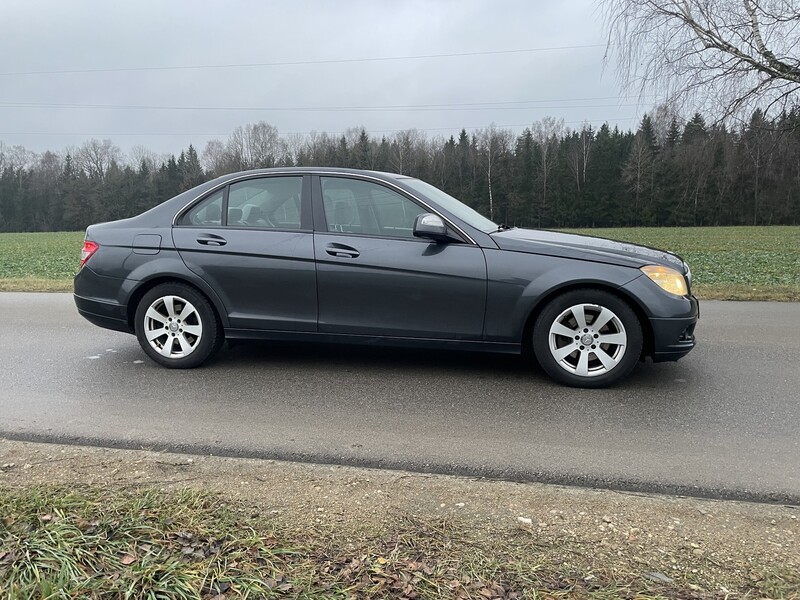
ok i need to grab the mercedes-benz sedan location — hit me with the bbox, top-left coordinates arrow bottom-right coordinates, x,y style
74,167 -> 698,387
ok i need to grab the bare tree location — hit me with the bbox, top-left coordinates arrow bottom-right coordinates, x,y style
531,116 -> 565,225
128,145 -> 168,173
201,139 -> 230,177
741,110 -> 778,223
75,139 -> 121,180
623,132 -> 655,223
565,123 -> 593,192
225,121 -> 284,170
603,0 -> 800,120
389,129 -> 422,174
477,124 -> 514,220
0,144 -> 37,192
430,135 -> 457,189
283,133 -> 307,166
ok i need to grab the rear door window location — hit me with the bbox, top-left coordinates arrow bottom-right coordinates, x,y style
227,177 -> 303,229
181,190 -> 224,226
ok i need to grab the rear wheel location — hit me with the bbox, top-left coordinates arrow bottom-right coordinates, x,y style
532,289 -> 642,388
134,282 -> 222,368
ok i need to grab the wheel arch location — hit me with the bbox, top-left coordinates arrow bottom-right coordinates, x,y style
521,282 -> 654,360
126,275 -> 229,331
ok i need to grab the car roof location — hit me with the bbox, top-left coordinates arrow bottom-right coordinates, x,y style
212,167 -> 409,184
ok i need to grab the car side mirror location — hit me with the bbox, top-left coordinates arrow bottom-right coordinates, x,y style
413,213 -> 451,242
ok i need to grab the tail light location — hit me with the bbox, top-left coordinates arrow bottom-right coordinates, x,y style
80,240 -> 99,268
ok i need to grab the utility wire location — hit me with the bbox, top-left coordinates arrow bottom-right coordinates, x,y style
0,118 -> 640,138
0,100 -> 642,112
0,44 -> 606,77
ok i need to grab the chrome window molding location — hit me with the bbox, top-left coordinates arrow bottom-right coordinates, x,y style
172,170 -> 477,245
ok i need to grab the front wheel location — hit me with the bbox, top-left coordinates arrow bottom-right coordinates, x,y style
134,282 -> 222,368
532,289 -> 643,388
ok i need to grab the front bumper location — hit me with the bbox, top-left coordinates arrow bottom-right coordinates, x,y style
650,314 -> 697,361
621,275 -> 699,362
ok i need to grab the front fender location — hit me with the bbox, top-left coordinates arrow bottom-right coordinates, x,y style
483,249 -> 641,342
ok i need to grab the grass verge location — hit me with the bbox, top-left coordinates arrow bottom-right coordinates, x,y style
0,277 -> 73,292
2,484 -> 797,600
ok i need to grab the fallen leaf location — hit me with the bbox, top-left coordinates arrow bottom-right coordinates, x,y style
120,553 -> 136,565
645,571 -> 673,584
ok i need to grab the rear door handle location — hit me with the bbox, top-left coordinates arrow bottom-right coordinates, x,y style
196,233 -> 227,246
325,243 -> 360,258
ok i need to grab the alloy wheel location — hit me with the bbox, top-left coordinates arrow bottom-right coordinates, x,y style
547,303 -> 627,377
143,295 -> 203,359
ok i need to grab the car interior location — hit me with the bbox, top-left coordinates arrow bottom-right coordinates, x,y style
321,178 -> 423,238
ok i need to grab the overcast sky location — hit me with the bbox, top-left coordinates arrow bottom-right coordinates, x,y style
0,0 -> 650,156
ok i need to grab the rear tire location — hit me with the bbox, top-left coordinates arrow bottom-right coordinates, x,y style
532,289 -> 642,388
134,282 -> 222,369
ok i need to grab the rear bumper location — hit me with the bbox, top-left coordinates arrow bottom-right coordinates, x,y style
74,293 -> 131,333
649,295 -> 699,362
73,265 -> 132,333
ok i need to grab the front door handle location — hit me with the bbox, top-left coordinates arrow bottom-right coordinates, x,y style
196,233 -> 227,246
325,243 -> 360,258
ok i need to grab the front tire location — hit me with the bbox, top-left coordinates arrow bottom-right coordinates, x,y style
532,289 -> 643,388
134,282 -> 222,369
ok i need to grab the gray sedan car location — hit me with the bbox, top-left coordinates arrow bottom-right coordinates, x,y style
74,167 -> 698,387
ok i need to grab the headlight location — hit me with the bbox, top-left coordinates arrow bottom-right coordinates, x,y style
640,265 -> 688,297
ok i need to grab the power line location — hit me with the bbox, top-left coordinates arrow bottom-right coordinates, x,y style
0,99 -> 643,113
0,118 -> 640,138
0,44 -> 607,77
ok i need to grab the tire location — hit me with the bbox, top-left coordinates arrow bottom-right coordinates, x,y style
134,282 -> 223,369
532,289 -> 643,388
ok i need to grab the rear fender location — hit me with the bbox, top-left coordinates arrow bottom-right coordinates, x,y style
119,251 -> 231,328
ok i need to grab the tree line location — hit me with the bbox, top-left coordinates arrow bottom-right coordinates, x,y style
1,107 -> 799,233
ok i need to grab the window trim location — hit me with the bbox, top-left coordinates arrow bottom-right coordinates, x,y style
174,173 -> 312,232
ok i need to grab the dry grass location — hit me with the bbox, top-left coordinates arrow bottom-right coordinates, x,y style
2,485 -> 797,599
0,278 -> 73,292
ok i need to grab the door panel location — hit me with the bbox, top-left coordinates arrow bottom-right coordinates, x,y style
314,233 -> 487,339
173,228 -> 316,331
172,175 -> 316,332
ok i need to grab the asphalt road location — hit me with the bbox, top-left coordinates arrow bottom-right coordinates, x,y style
1,293 -> 798,503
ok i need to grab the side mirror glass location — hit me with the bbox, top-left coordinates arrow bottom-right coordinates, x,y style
413,213 -> 450,242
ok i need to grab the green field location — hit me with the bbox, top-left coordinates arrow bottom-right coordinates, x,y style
0,231 -> 84,292
0,227 -> 798,300
564,226 -> 800,301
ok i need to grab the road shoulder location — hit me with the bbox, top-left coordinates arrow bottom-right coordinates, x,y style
1,438 -> 797,598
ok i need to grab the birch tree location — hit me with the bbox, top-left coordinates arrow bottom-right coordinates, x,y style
603,0 -> 800,120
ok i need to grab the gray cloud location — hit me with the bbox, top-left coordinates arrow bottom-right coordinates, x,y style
0,0 -> 645,155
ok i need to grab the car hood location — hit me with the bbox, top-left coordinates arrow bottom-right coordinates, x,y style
491,228 -> 686,271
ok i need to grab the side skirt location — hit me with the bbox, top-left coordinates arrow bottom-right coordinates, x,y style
224,328 -> 521,355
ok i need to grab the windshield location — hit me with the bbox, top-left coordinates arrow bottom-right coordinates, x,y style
401,178 -> 498,233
